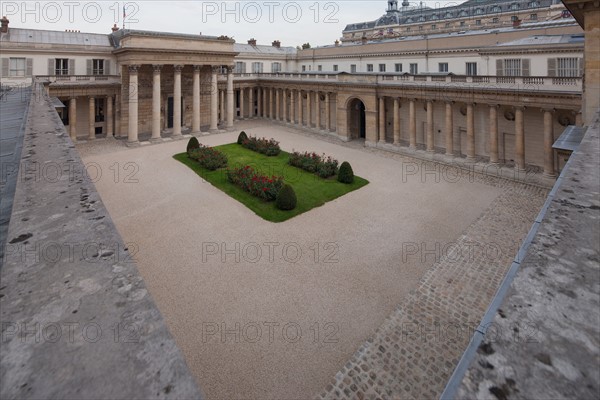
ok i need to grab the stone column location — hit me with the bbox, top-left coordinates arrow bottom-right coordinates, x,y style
378,97 -> 386,143
409,99 -> 417,149
226,66 -> 234,130
466,103 -> 475,161
489,105 -> 499,164
192,65 -> 201,133
543,108 -> 555,177
315,92 -> 321,130
393,98 -> 400,145
127,65 -> 139,143
239,88 -> 245,119
307,91 -> 312,126
262,88 -> 267,118
276,88 -> 281,121
173,64 -> 183,137
69,97 -> 77,141
290,90 -> 296,124
282,89 -> 287,123
325,92 -> 331,132
88,97 -> 95,140
298,91 -> 304,126
220,90 -> 225,123
515,106 -> 525,171
270,88 -> 274,119
114,94 -> 121,137
210,66 -> 219,132
426,100 -> 434,153
445,102 -> 454,156
106,95 -> 113,137
151,65 -> 162,140
249,87 -> 254,118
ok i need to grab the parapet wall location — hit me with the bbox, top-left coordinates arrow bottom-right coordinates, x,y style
0,85 -> 203,399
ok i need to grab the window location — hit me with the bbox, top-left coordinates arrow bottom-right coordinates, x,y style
438,63 -> 448,73
92,59 -> 104,75
271,62 -> 282,73
350,64 -> 357,73
510,3 -> 520,10
511,15 -> 519,22
419,26 -> 424,30
302,65 -> 306,72
410,63 -> 418,74
466,62 -> 477,76
475,20 -> 481,26
333,65 -> 338,72
445,22 -> 451,28
493,17 -> 500,23
234,62 -> 246,74
504,59 -> 522,76
367,64 -> 374,72
252,62 -> 264,73
406,27 -> 411,32
556,57 -> 580,77
475,8 -> 484,15
55,58 -> 69,75
9,58 -> 26,77
459,11 -> 467,17
492,6 -> 501,13
318,65 -> 322,72
529,1 -> 539,7
418,16 -> 425,22
95,98 -> 105,122
395,63 -> 402,72
431,14 -> 438,21
431,24 -> 437,30
460,21 -> 466,27
406,18 -> 413,23
379,64 -> 386,72
530,14 -> 537,20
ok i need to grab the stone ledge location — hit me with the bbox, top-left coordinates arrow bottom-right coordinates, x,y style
0,85 -> 203,400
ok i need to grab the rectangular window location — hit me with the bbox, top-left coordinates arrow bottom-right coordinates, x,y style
56,58 -> 69,75
504,59 -> 521,76
350,64 -> 357,73
379,64 -> 386,72
445,22 -> 451,28
530,14 -> 537,20
252,62 -> 263,73
92,59 -> 104,75
431,24 -> 437,30
466,62 -> 478,76
419,26 -> 423,30
271,62 -> 282,73
395,63 -> 403,72
475,20 -> 481,25
557,57 -> 579,77
438,63 -> 449,73
234,61 -> 246,73
9,58 -> 26,77
95,98 -> 105,122
302,65 -> 306,72
367,64 -> 374,72
318,65 -> 322,71
410,63 -> 418,74
493,17 -> 500,23
460,21 -> 466,27
333,65 -> 338,72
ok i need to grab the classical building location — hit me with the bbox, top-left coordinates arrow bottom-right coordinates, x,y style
0,0 -> 588,179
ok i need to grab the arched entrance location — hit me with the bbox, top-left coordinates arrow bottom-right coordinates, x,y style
348,98 -> 366,140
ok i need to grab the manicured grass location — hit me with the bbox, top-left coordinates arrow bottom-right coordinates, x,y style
174,143 -> 369,222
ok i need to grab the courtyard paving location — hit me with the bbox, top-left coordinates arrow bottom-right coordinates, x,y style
77,120 -> 547,399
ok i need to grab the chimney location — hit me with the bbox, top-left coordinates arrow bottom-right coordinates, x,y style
334,40 -> 340,47
272,40 -> 281,48
513,18 -> 522,28
361,35 -> 368,45
111,23 -> 119,32
248,38 -> 257,46
0,16 -> 9,34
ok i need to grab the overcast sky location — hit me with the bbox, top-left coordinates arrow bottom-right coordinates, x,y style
2,1 -> 468,47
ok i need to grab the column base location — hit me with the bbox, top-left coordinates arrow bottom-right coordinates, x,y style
149,137 -> 162,143
409,145 -> 417,150
126,140 -> 140,147
466,156 -> 477,162
226,126 -> 235,132
427,149 -> 435,154
209,128 -> 220,134
543,172 -> 557,179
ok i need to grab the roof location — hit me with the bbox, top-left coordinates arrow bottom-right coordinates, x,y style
553,125 -> 585,152
0,28 -> 111,46
497,33 -> 585,46
234,43 -> 296,55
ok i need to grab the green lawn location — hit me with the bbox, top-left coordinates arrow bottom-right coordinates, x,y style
174,143 -> 369,222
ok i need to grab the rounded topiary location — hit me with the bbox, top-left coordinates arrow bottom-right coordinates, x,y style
276,184 -> 297,211
237,131 -> 248,145
338,161 -> 354,184
187,137 -> 200,156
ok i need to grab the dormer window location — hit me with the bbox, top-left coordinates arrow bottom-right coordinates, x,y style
510,3 -> 520,10
459,11 -> 468,17
492,5 -> 501,12
418,16 -> 425,22
445,12 -> 452,18
528,1 -> 539,7
431,14 -> 438,20
475,8 -> 483,15
406,18 -> 413,23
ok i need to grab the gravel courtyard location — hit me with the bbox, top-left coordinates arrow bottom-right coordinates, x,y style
78,121 -> 540,399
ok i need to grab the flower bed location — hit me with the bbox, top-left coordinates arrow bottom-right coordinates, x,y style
189,144 -> 228,171
288,151 -> 339,178
227,165 -> 284,201
240,135 -> 281,156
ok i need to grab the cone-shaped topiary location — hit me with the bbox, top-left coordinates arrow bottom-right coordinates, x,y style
337,161 -> 354,184
237,131 -> 248,145
276,184 -> 297,211
187,136 -> 200,156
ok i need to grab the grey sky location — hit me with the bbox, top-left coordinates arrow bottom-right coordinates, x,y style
1,1 -> 468,47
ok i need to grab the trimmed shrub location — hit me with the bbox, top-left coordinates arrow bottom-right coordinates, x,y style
337,161 -> 354,184
237,131 -> 248,145
186,137 -> 200,156
227,165 -> 284,201
288,151 -> 339,178
276,184 -> 297,211
240,135 -> 281,156
189,144 -> 228,171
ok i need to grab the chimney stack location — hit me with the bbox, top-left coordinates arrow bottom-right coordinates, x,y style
272,40 -> 281,48
248,38 -> 257,46
111,23 -> 119,32
0,16 -> 9,34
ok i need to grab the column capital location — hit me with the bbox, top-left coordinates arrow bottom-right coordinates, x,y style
128,64 -> 140,73
212,65 -> 220,74
487,103 -> 500,109
445,100 -> 454,105
152,64 -> 162,73
174,64 -> 184,73
226,66 -> 234,73
541,107 -> 555,113
193,65 -> 202,72
514,105 -> 526,111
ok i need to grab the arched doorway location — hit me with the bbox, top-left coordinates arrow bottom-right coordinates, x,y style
348,98 -> 366,140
